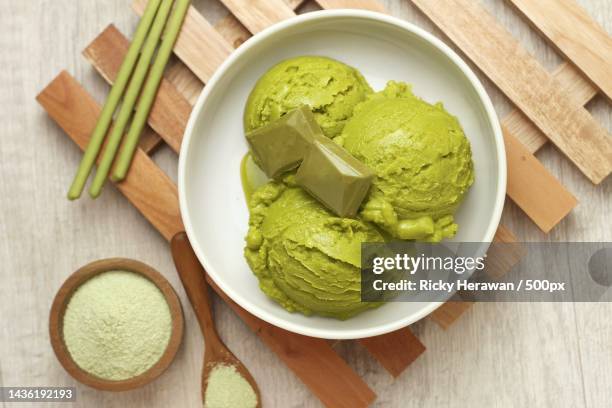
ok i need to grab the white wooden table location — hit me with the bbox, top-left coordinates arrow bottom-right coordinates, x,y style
1,0 -> 611,407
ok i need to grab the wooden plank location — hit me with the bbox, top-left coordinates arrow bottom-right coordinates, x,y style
138,128 -> 164,154
37,71 -> 376,408
83,24 -> 190,153
428,301 -> 473,330
508,0 -> 612,102
133,0 -> 233,83
428,225 -> 521,329
503,126 -> 577,233
36,72 -> 183,241
219,0 -> 295,34
359,327 -> 426,377
315,0 -> 387,12
411,0 -> 612,184
503,62 -> 598,154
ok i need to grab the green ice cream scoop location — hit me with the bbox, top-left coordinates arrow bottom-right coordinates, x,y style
244,56 -> 372,138
336,81 -> 475,242
244,178 -> 383,320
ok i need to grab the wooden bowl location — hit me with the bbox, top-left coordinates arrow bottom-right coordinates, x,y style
49,258 -> 184,391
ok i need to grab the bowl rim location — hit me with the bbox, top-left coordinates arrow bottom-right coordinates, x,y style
49,258 -> 184,391
178,9 -> 506,339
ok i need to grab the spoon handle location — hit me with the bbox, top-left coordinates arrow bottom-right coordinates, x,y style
170,232 -> 222,347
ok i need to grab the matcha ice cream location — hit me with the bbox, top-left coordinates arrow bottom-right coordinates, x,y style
244,177 -> 383,320
336,81 -> 474,242
242,59 -> 475,319
244,56 -> 372,138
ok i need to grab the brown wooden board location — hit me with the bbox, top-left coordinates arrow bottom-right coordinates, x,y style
220,0 -> 296,33
37,72 -> 376,408
359,327 -> 426,377
504,62 -> 598,154
316,0 -> 387,12
411,0 -> 612,184
507,0 -> 612,102
83,25 -> 190,154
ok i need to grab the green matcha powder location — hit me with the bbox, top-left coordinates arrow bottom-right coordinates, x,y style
62,270 -> 172,381
204,364 -> 257,408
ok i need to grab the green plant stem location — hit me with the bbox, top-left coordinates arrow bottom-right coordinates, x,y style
112,0 -> 191,182
66,0 -> 162,200
88,0 -> 175,198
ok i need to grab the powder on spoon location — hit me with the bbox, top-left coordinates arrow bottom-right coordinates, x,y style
204,364 -> 257,408
62,270 -> 172,381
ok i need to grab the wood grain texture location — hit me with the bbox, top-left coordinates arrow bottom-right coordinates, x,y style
83,25 -> 190,153
36,71 -> 184,241
36,71 -> 377,408
411,0 -> 612,184
503,126 -> 577,232
133,0 -> 233,83
502,61 -> 598,153
219,0 -> 296,33
508,0 -> 612,102
315,0 -> 387,12
358,327 -> 426,377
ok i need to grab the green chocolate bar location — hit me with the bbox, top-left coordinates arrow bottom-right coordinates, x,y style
245,106 -> 321,178
296,137 -> 373,217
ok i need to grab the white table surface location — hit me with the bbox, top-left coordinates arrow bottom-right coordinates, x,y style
1,0 -> 611,407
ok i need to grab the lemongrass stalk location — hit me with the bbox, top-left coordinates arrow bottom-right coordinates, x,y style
88,0 -> 175,198
111,0 -> 190,182
66,0 -> 162,200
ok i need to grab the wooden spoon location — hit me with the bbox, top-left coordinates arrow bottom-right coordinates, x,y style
170,232 -> 262,407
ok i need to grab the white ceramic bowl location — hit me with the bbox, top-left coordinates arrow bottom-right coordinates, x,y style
179,10 -> 506,339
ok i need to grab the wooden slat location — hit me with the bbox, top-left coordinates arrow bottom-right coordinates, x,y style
219,0 -> 295,34
503,62 -> 598,154
37,71 -> 376,408
508,0 -> 612,102
36,72 -> 183,241
315,0 -> 387,12
83,24 -> 190,153
504,126 -> 577,232
428,225 -> 521,329
411,0 -> 612,184
428,301 -> 473,330
138,128 -> 164,153
359,327 -> 425,377
133,0 -> 233,83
